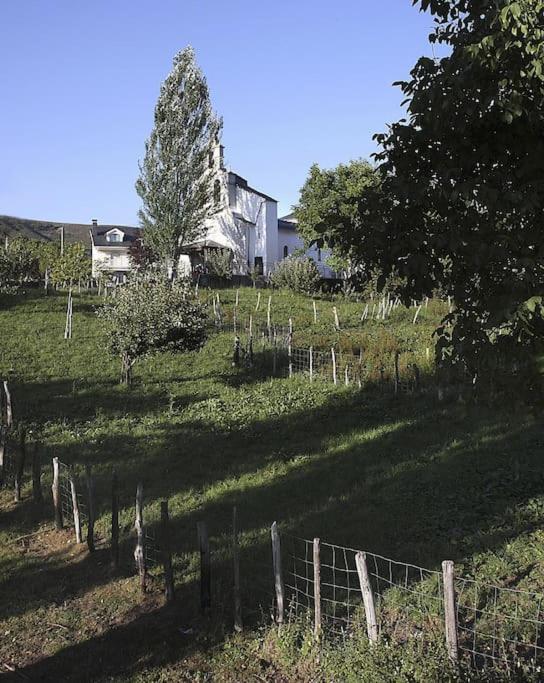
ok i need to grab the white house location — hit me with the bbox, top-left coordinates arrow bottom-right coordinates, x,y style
89,144 -> 339,280
89,220 -> 140,279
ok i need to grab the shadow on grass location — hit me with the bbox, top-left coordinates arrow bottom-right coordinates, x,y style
1,335 -> 544,678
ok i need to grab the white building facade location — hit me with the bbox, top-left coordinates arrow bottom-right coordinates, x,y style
90,145 -> 339,281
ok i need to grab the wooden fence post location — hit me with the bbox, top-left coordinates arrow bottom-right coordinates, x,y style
331,348 -> 337,385
14,427 -> 26,503
85,465 -> 95,552
134,482 -> 147,592
272,342 -> 278,376
32,443 -> 42,503
52,457 -> 63,529
161,500 -> 175,603
309,346 -> 314,382
233,506 -> 242,632
413,304 -> 422,325
255,291 -> 261,312
313,299 -> 317,324
355,552 -> 379,644
333,306 -> 340,330
394,351 -> 400,395
313,538 -> 321,641
233,336 -> 241,367
271,521 -> 284,625
442,560 -> 459,663
197,521 -> 211,612
267,295 -> 272,338
345,365 -> 350,386
69,471 -> 82,543
288,318 -> 293,378
111,470 -> 120,569
3,381 -> 13,428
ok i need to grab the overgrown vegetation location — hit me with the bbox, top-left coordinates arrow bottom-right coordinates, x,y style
270,255 -> 321,295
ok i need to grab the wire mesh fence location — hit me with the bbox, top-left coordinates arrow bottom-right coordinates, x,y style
277,531 -> 544,673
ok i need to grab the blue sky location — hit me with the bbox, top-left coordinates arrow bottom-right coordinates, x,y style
0,1 -> 437,225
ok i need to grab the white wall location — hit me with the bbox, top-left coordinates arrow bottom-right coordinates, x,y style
91,245 -> 131,277
277,228 -> 337,278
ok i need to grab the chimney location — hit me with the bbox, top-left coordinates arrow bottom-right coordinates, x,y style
91,219 -> 98,228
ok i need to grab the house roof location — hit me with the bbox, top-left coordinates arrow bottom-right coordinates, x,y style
229,172 -> 277,203
90,225 -> 141,247
278,219 -> 297,232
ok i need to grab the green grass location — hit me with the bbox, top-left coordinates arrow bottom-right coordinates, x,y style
0,287 -> 543,681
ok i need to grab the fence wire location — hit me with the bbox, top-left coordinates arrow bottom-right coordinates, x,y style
456,576 -> 544,669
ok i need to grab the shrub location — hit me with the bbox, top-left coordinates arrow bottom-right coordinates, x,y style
97,274 -> 208,384
270,256 -> 320,295
205,248 -> 233,280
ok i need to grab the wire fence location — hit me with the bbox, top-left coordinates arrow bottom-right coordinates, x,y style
279,530 -> 544,673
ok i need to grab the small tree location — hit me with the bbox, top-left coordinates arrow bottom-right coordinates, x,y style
97,275 -> 208,384
270,256 -> 321,295
136,46 -> 222,279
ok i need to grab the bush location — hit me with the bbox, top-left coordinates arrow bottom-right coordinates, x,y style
205,248 -> 233,280
97,274 -> 208,383
270,256 -> 321,295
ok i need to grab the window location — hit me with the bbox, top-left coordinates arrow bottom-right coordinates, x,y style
107,231 -> 122,243
209,149 -> 214,169
214,179 -> 221,206
317,248 -> 321,262
283,245 -> 288,258
254,256 -> 263,275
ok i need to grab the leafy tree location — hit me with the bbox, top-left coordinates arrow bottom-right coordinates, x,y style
270,256 -> 321,295
50,243 -> 91,287
136,46 -> 222,280
294,159 -> 382,279
349,0 -> 544,379
97,275 -> 208,384
128,237 -> 156,270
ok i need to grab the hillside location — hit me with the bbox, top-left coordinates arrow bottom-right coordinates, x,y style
0,288 -> 542,681
0,215 -> 136,246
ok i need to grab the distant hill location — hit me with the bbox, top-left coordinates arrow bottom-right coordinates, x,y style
0,215 -> 137,247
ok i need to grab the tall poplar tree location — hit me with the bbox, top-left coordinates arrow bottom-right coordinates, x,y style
136,46 -> 222,279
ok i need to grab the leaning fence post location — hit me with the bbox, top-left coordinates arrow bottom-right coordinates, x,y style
111,470 -> 120,569
309,346 -> 314,382
161,500 -> 175,603
267,295 -> 272,339
312,299 -> 317,324
14,427 -> 26,503
32,443 -> 43,503
331,348 -> 337,385
233,506 -> 242,632
85,464 -> 95,552
271,521 -> 284,625
197,521 -> 211,612
313,537 -> 322,641
69,470 -> 82,543
442,560 -> 459,663
355,552 -> 378,644
134,482 -> 147,593
52,457 -> 63,529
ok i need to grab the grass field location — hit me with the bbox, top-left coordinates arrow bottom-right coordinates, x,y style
1,287 -> 543,681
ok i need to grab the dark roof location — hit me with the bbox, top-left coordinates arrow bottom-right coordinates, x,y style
229,172 -> 277,203
90,225 -> 141,247
278,219 -> 297,232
